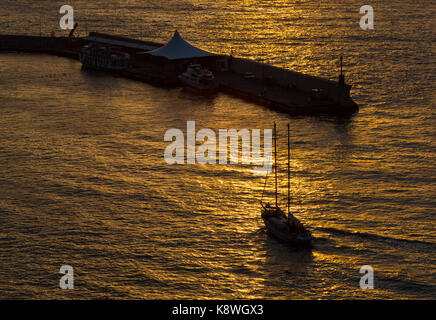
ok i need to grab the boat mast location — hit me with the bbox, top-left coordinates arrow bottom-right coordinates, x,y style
274,122 -> 278,208
287,123 -> 290,217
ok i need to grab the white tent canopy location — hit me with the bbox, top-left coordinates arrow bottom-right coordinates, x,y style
148,30 -> 216,60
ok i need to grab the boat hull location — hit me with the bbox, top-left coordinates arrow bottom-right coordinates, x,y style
262,217 -> 313,248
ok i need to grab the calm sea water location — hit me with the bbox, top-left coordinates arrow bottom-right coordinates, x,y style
0,0 -> 435,299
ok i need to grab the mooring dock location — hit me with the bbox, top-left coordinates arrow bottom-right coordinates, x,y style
0,32 -> 358,115
217,71 -> 357,115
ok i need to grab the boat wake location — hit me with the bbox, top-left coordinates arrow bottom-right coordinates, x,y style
315,226 -> 435,248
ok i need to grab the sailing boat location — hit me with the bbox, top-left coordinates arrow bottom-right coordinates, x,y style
260,123 -> 313,247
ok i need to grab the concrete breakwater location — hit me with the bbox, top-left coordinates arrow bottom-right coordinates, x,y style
222,57 -> 358,115
0,34 -> 84,59
0,33 -> 358,115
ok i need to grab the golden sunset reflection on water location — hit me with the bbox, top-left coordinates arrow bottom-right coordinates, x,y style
0,0 -> 434,299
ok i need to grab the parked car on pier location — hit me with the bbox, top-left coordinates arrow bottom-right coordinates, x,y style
244,72 -> 255,79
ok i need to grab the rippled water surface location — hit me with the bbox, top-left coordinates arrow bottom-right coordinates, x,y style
0,1 -> 435,299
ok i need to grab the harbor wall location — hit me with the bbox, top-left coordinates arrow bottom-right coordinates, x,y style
0,33 -> 358,114
0,35 -> 84,58
229,57 -> 351,102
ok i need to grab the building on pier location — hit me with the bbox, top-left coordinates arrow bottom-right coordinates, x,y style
133,31 -> 229,81
83,32 -> 163,54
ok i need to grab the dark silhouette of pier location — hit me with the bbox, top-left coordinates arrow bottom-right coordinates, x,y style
0,32 -> 358,116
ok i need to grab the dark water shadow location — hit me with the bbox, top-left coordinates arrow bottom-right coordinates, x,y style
256,228 -> 314,269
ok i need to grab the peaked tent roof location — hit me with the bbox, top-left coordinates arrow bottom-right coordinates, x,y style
148,31 -> 217,60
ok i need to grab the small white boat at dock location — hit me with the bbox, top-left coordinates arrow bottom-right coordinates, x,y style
178,64 -> 218,92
